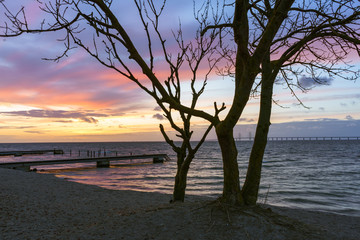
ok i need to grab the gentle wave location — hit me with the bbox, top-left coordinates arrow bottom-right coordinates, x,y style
1,140 -> 359,216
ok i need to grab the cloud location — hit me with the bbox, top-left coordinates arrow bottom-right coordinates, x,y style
0,109 -> 109,124
298,76 -> 334,88
304,118 -> 340,122
0,38 -> 151,111
53,120 -> 73,123
154,106 -> 162,111
24,131 -> 44,134
239,118 -> 255,123
152,113 -> 165,120
81,117 -> 98,124
0,126 -> 35,129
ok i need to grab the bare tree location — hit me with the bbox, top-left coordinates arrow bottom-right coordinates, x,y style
1,0 -> 359,206
202,0 -> 360,205
0,0 -> 224,202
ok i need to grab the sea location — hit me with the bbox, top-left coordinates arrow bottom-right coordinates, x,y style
0,140 -> 359,217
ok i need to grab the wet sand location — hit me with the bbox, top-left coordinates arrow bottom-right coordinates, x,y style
1,168 -> 359,239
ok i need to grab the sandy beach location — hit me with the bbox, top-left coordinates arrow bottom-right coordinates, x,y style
0,168 -> 359,240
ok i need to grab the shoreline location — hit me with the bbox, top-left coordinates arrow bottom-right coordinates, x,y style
1,168 -> 359,240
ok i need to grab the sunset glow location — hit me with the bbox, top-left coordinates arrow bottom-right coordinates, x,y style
0,1 -> 359,143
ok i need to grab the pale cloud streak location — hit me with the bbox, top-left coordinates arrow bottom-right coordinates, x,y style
298,76 -> 334,88
0,109 -> 112,124
0,126 -> 35,129
24,130 -> 44,134
239,118 -> 255,123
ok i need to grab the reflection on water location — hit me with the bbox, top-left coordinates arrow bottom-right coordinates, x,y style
0,140 -> 359,216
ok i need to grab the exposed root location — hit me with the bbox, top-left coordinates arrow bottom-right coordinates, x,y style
192,199 -> 322,238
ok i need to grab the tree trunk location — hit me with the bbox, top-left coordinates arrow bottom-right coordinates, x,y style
172,150 -> 193,202
172,159 -> 190,202
242,53 -> 275,205
216,124 -> 244,205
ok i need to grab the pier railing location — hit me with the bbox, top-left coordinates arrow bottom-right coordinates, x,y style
0,153 -> 170,171
0,149 -> 64,157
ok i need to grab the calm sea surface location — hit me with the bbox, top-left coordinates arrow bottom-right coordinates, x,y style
1,141 -> 359,216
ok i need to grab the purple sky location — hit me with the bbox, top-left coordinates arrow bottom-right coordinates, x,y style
0,1 -> 359,142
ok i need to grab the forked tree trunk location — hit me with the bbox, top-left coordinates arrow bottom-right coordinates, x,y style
216,124 -> 244,205
242,53 -> 275,205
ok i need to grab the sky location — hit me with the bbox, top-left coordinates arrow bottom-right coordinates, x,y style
0,1 -> 359,143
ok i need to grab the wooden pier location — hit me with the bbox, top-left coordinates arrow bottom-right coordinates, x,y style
0,149 -> 64,157
0,153 -> 170,171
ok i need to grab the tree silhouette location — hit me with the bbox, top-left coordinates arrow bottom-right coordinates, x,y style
0,0 -> 224,202
201,0 -> 360,204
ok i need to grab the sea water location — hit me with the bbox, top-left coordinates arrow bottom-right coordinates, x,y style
0,140 -> 359,216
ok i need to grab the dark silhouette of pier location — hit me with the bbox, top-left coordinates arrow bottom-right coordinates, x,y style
0,153 -> 170,171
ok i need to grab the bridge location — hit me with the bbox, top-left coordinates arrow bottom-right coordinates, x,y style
235,136 -> 360,141
0,153 -> 170,171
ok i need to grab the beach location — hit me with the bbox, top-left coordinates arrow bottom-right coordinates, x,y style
1,168 -> 359,240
